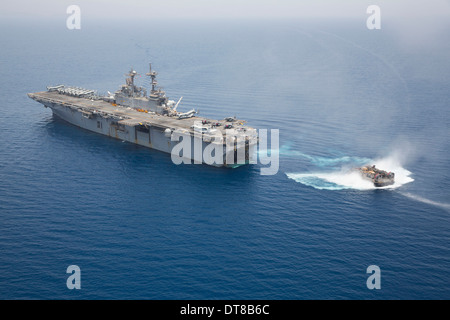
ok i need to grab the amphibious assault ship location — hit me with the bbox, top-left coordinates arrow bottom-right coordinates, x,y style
357,165 -> 395,187
28,64 -> 257,167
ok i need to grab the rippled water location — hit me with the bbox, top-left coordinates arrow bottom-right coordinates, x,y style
0,18 -> 449,299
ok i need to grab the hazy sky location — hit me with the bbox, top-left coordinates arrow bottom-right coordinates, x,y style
2,0 -> 450,20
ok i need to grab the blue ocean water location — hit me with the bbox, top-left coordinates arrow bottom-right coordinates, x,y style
0,17 -> 449,299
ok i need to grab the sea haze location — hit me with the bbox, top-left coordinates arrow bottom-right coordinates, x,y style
0,17 -> 449,299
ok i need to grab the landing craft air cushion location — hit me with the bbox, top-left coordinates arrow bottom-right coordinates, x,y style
357,165 -> 395,187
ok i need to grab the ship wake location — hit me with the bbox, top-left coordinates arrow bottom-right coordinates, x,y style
399,192 -> 450,212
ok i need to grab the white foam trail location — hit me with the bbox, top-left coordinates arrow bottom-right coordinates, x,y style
399,192 -> 450,211
286,170 -> 375,190
286,154 -> 414,191
259,144 -> 371,167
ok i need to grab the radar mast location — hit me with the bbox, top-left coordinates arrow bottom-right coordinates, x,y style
146,63 -> 158,94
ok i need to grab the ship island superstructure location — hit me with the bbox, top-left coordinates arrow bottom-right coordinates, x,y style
28,64 -> 257,167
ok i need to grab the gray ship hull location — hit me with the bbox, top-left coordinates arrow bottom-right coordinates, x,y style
34,96 -> 255,167
48,102 -> 173,155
